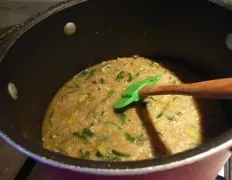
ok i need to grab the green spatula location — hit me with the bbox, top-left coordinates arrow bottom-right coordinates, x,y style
113,76 -> 232,110
113,75 -> 162,110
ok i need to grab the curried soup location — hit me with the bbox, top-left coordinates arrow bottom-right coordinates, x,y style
42,56 -> 228,161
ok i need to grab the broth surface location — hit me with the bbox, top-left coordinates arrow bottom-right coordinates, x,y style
42,56 -> 228,161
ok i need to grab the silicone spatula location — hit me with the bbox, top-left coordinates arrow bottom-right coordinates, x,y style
113,75 -> 162,109
113,76 -> 232,110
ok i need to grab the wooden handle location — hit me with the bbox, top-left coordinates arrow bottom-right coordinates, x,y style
140,78 -> 232,99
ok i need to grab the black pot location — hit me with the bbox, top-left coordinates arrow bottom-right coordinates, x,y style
1,0 -> 232,179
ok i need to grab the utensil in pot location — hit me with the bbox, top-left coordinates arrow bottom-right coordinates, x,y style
114,77 -> 232,109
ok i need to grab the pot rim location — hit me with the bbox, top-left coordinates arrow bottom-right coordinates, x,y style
0,0 -> 232,175
1,128 -> 232,175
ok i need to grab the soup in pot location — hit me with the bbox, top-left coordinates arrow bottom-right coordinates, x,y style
42,56 -> 228,161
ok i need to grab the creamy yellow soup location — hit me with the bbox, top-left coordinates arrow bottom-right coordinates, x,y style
42,56 -> 228,161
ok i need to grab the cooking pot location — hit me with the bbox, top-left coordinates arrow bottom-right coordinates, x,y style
1,0 -> 232,179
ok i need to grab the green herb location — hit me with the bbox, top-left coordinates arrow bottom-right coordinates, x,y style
155,100 -> 173,119
149,97 -> 157,102
125,133 -> 136,143
80,128 -> 94,137
73,128 -> 94,139
95,151 -> 103,158
119,112 -> 128,124
99,78 -> 105,84
135,72 -> 140,77
127,73 -> 133,82
79,150 -> 90,159
48,110 -> 55,126
102,90 -> 115,103
88,69 -> 97,78
101,111 -> 105,116
80,69 -> 97,79
166,111 -> 182,121
66,84 -> 80,94
136,134 -> 146,145
95,151 -> 121,161
80,70 -> 88,76
112,149 -> 130,157
115,71 -> 134,82
156,111 -> 164,118
104,155 -> 121,161
116,71 -> 126,80
125,133 -> 146,145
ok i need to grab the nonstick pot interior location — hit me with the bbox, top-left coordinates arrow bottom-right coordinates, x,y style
1,0 -> 232,173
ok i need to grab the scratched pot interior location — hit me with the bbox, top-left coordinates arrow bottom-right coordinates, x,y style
1,0 -> 232,170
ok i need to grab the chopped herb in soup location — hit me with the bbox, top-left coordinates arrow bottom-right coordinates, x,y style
42,56 -> 228,161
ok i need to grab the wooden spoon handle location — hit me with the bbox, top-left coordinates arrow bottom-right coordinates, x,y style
140,78 -> 232,99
